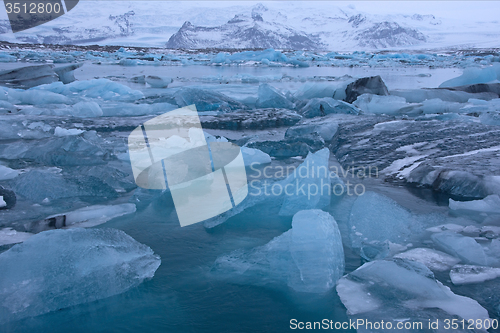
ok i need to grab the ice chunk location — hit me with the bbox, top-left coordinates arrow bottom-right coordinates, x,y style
34,79 -> 144,102
7,89 -> 71,105
439,64 -> 500,88
349,191 -> 419,252
336,259 -> 490,326
174,87 -> 246,112
394,248 -> 460,271
418,98 -> 463,114
344,75 -> 389,103
279,148 -> 331,216
212,210 -> 344,293
145,75 -> 172,88
255,84 -> 294,109
391,88 -> 496,103
54,126 -> 85,137
0,165 -> 19,181
0,196 -> 5,208
30,203 -> 137,232
72,101 -> 103,117
0,186 -> 16,210
450,195 -> 500,213
0,228 -> 160,322
0,228 -> 33,246
241,147 -> 271,166
299,98 -> 359,118
353,94 -> 409,115
431,232 -> 488,266
0,64 -> 58,89
53,63 -> 83,84
294,81 -> 352,100
479,111 -> 500,126
450,265 -> 500,285
285,122 -> 338,142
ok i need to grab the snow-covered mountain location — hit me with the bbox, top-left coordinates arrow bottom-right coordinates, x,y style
0,1 -> 498,51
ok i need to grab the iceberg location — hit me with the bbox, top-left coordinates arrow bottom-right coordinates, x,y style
439,64 -> 500,88
394,248 -> 460,271
173,87 -> 246,112
450,265 -> 500,285
299,98 -> 359,118
353,94 -> 409,115
431,232 -> 488,266
285,121 -> 339,142
391,88 -> 496,103
53,63 -> 83,84
255,84 -> 294,109
0,228 -> 160,322
72,101 -> 103,117
0,64 -> 58,89
279,148 -> 332,216
212,210 -> 344,293
145,75 -> 173,88
0,165 -> 19,181
54,126 -> 85,137
0,228 -> 33,246
29,203 -> 137,232
344,75 -> 389,103
449,195 -> 500,214
348,191 -> 419,252
293,81 -> 352,101
336,259 -> 490,328
241,147 -> 271,166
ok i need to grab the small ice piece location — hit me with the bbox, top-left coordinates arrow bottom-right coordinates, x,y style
426,223 -> 465,233
348,191 -> 418,251
299,98 -> 359,118
33,203 -> 137,231
353,94 -> 409,115
439,64 -> 500,88
279,148 -> 331,216
450,265 -> 500,285
0,228 -> 161,322
174,87 -> 246,112
241,147 -> 271,166
145,75 -> 173,88
0,228 -> 33,246
53,63 -> 83,84
285,122 -> 338,142
72,101 -> 103,117
0,165 -> 19,181
449,195 -> 500,214
431,232 -> 488,266
394,248 -> 460,271
418,98 -> 463,114
0,196 -> 5,208
336,259 -> 490,324
212,210 -> 344,293
255,83 -> 294,109
54,126 -> 85,137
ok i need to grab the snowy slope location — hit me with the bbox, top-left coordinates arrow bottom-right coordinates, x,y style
0,1 -> 498,50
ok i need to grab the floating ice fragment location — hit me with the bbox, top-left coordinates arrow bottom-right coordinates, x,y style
72,101 -> 103,117
336,259 -> 490,325
145,75 -> 173,88
353,94 -> 409,115
0,228 -> 161,322
0,165 -> 19,181
449,195 -> 500,214
431,232 -> 488,266
212,210 -> 344,293
241,147 -> 271,166
439,64 -> 500,88
0,228 -> 33,246
299,98 -> 359,118
450,265 -> 500,285
54,126 -> 85,137
394,248 -> 460,271
255,84 -> 294,109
